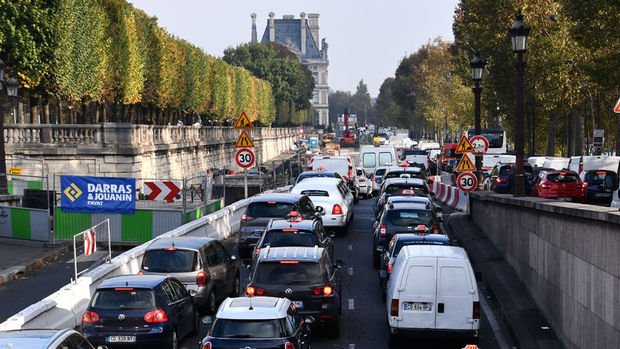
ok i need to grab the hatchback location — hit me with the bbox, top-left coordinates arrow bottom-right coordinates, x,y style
0,329 -> 105,349
82,275 -> 198,349
581,170 -> 617,205
200,297 -> 313,349
140,237 -> 240,314
489,162 -> 534,194
530,170 -> 587,202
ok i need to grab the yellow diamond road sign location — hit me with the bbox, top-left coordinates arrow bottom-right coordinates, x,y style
456,154 -> 476,172
235,130 -> 255,148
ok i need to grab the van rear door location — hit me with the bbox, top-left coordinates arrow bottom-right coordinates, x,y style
397,257 -> 436,329
436,259 -> 476,330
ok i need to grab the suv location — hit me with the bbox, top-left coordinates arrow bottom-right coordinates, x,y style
245,246 -> 344,337
239,193 -> 321,259
140,237 -> 240,314
0,329 -> 104,349
489,162 -> 534,194
252,218 -> 335,264
372,202 -> 442,267
82,275 -> 198,348
382,166 -> 428,182
200,297 -> 313,349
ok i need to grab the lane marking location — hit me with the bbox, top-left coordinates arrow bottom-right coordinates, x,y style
348,244 -> 353,251
348,298 -> 355,310
480,289 -> 511,349
348,267 -> 354,276
348,344 -> 355,349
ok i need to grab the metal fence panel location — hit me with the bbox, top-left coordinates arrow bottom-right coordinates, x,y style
29,208 -> 51,241
92,214 -> 123,242
0,206 -> 12,238
152,210 -> 183,239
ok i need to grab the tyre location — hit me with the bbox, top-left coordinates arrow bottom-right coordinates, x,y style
170,329 -> 178,349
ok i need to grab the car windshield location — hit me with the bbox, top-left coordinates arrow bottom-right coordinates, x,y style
386,209 -> 433,226
394,239 -> 449,256
385,184 -> 428,195
547,173 -> 579,183
379,152 -> 393,165
297,173 -> 334,183
584,171 -> 616,184
255,262 -> 323,285
403,150 -> 427,156
443,149 -> 457,157
499,166 -> 513,176
375,168 -> 386,176
384,171 -> 423,180
300,190 -> 329,197
142,249 -> 197,273
212,319 -> 281,338
246,202 -> 294,218
91,288 -> 155,310
261,231 -> 319,248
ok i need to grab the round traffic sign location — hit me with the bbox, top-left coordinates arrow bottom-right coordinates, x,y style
457,171 -> 478,192
470,135 -> 489,156
235,148 -> 255,169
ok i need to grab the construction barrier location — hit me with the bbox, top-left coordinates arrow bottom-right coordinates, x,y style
430,176 -> 469,212
0,206 -> 51,242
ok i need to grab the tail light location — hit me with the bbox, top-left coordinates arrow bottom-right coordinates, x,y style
82,310 -> 100,323
390,298 -> 399,317
496,177 -> 507,184
387,264 -> 393,274
332,204 -> 343,215
137,271 -> 143,276
380,223 -> 387,237
246,285 -> 265,296
473,301 -> 480,319
202,342 -> 212,349
540,183 -> 551,189
581,182 -> 588,189
432,224 -> 439,233
196,271 -> 207,286
254,248 -> 261,257
312,285 -> 333,296
285,342 -> 295,349
144,308 -> 169,323
371,176 -> 376,182
241,214 -> 254,221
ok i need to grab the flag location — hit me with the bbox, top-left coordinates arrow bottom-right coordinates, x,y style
84,229 -> 96,256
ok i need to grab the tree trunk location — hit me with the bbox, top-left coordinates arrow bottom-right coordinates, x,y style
575,107 -> 584,156
16,98 -> 24,123
546,112 -> 556,156
102,103 -> 107,123
567,111 -> 574,157
30,94 -> 39,124
94,103 -> 100,123
57,100 -> 64,124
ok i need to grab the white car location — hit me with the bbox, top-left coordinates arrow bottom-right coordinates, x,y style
291,177 -> 354,235
372,166 -> 388,195
356,167 -> 373,198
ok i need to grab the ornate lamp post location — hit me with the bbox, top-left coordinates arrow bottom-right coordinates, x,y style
0,77 -> 18,195
470,52 -> 486,189
509,10 -> 530,197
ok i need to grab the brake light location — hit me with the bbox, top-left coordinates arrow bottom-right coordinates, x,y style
137,271 -> 143,275
596,171 -> 607,175
360,178 -> 365,182
202,342 -> 212,349
280,260 -> 299,264
432,224 -> 439,233
163,247 -> 176,251
114,287 -> 134,291
285,342 -> 295,349
241,215 -> 255,221
82,310 -> 100,323
496,177 -> 507,184
390,298 -> 399,317
196,271 -> 207,286
371,176 -> 376,182
387,264 -> 393,274
254,248 -> 260,256
540,183 -> 551,189
332,204 -> 343,215
415,225 -> 427,231
581,182 -> 588,189
473,301 -> 480,319
246,285 -> 265,296
380,223 -> 387,237
144,308 -> 168,323
282,228 -> 298,232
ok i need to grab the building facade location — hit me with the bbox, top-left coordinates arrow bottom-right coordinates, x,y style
251,12 -> 329,127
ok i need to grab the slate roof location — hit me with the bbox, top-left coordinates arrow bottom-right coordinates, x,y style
260,19 -> 322,60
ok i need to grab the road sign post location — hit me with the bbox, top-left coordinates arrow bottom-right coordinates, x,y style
234,112 -> 256,198
457,172 -> 478,192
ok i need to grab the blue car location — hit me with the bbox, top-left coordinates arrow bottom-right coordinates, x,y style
82,275 -> 198,348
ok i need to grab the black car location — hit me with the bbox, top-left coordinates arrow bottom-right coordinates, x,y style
372,202 -> 442,267
382,166 -> 428,181
245,246 -> 344,338
252,218 -> 335,265
489,162 -> 534,194
140,237 -> 240,314
201,297 -> 313,349
295,170 -> 343,185
374,178 -> 430,216
582,169 -> 618,205
239,193 -> 321,259
82,275 -> 198,348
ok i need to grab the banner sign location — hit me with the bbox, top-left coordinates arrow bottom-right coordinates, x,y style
61,175 -> 136,214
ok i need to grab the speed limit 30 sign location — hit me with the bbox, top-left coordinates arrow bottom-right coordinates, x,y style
235,148 -> 255,168
456,171 -> 478,192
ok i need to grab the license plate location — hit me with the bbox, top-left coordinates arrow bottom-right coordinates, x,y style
107,336 -> 136,343
293,301 -> 304,308
403,302 -> 432,311
557,197 -> 572,202
595,193 -> 611,197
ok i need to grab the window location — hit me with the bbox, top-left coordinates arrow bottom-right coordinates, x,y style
255,262 -> 323,285
261,230 -> 318,248
386,209 -> 433,226
205,245 -> 218,267
213,242 -> 229,264
91,288 -> 156,310
212,319 -> 282,338
300,190 -> 329,197
362,153 -> 376,168
246,202 -> 294,218
170,280 -> 187,300
142,249 -> 198,273
300,196 -> 315,215
379,152 -> 393,165
161,281 -> 179,303
312,90 -> 319,104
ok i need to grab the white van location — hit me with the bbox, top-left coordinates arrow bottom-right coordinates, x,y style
310,155 -> 360,202
542,157 -> 570,170
359,145 -> 396,174
386,245 -> 480,344
568,155 -> 620,174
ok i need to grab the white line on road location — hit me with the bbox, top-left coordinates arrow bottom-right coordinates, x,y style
348,267 -> 354,276
480,290 -> 511,349
348,344 -> 355,349
348,298 -> 355,311
348,244 -> 353,251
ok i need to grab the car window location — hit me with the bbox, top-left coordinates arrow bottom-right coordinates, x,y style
374,168 -> 386,176
385,184 -> 428,195
386,209 -> 433,226
499,165 -> 512,176
142,249 -> 198,273
255,261 -> 323,285
91,288 -> 156,310
356,168 -> 364,177
285,315 -> 298,336
584,171 -> 616,184
546,173 -> 579,183
379,152 -> 393,165
205,245 -> 218,267
212,319 -> 282,338
69,333 -> 94,349
300,196 -> 315,214
169,280 -> 187,299
57,338 -> 76,349
213,242 -> 229,264
300,190 -> 329,197
246,202 -> 294,218
362,153 -> 376,168
261,230 -> 319,248
160,282 -> 178,303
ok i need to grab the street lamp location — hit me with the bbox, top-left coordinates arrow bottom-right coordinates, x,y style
509,10 -> 530,197
0,76 -> 18,195
470,52 -> 486,189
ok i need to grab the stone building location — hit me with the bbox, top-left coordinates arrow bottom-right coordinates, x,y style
251,12 -> 329,127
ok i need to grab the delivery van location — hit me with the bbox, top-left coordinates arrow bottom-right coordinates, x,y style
360,145 -> 396,175
386,245 -> 480,345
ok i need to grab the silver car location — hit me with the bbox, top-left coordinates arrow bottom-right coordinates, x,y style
0,329 -> 105,349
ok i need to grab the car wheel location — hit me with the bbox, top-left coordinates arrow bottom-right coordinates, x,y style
207,291 -> 217,314
170,329 -> 178,349
230,276 -> 240,297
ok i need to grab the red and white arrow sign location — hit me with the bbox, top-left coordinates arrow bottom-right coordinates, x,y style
143,181 -> 182,202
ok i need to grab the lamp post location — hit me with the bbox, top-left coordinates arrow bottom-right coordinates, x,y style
0,70 -> 17,195
509,10 -> 530,197
470,52 -> 486,189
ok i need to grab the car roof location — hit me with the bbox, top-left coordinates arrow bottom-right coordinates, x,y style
383,178 -> 426,186
385,166 -> 422,173
292,177 -> 342,189
268,219 -> 316,231
394,233 -> 450,244
0,329 -> 74,348
400,245 -> 468,259
258,246 -> 324,262
386,196 -> 431,205
146,236 -> 215,250
98,274 -> 167,289
217,297 -> 290,320
250,193 -> 304,203
388,202 -> 431,211
299,170 -> 339,176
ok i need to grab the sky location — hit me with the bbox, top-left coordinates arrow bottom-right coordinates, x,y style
128,0 -> 459,97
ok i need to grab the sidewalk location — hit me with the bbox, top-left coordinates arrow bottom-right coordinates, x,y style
446,212 -> 564,349
0,237 -> 70,285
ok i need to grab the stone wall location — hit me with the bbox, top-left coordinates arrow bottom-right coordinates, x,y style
470,192 -> 620,349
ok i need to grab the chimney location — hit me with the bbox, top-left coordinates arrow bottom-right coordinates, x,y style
250,13 -> 257,44
283,15 -> 294,19
307,13 -> 320,43
268,12 -> 275,42
300,12 -> 307,55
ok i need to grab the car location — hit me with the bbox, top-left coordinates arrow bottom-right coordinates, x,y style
309,155 -> 360,203
140,237 -> 240,314
82,275 -> 198,348
378,233 -> 451,298
359,145 -> 396,175
290,177 -> 354,235
375,178 -> 431,216
245,246 -> 344,338
295,170 -> 343,185
581,170 -> 618,205
239,193 -> 322,259
440,143 -> 459,171
488,162 -> 534,194
401,149 -> 429,170
356,167 -> 373,198
530,170 -> 587,203
372,201 -> 442,267
371,166 -> 388,196
0,329 -> 106,349
382,165 -> 428,182
200,297 -> 313,349
252,217 -> 335,265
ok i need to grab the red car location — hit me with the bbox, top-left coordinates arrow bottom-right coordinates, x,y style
530,170 -> 587,203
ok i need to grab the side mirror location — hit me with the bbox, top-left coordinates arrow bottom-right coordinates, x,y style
315,206 -> 324,213
304,316 -> 315,325
189,289 -> 198,297
335,259 -> 346,269
202,316 -> 214,326
230,255 -> 237,261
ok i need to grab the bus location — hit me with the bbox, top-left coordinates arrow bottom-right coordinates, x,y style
467,128 -> 506,154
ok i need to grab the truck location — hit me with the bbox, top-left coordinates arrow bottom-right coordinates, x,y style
339,108 -> 359,147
